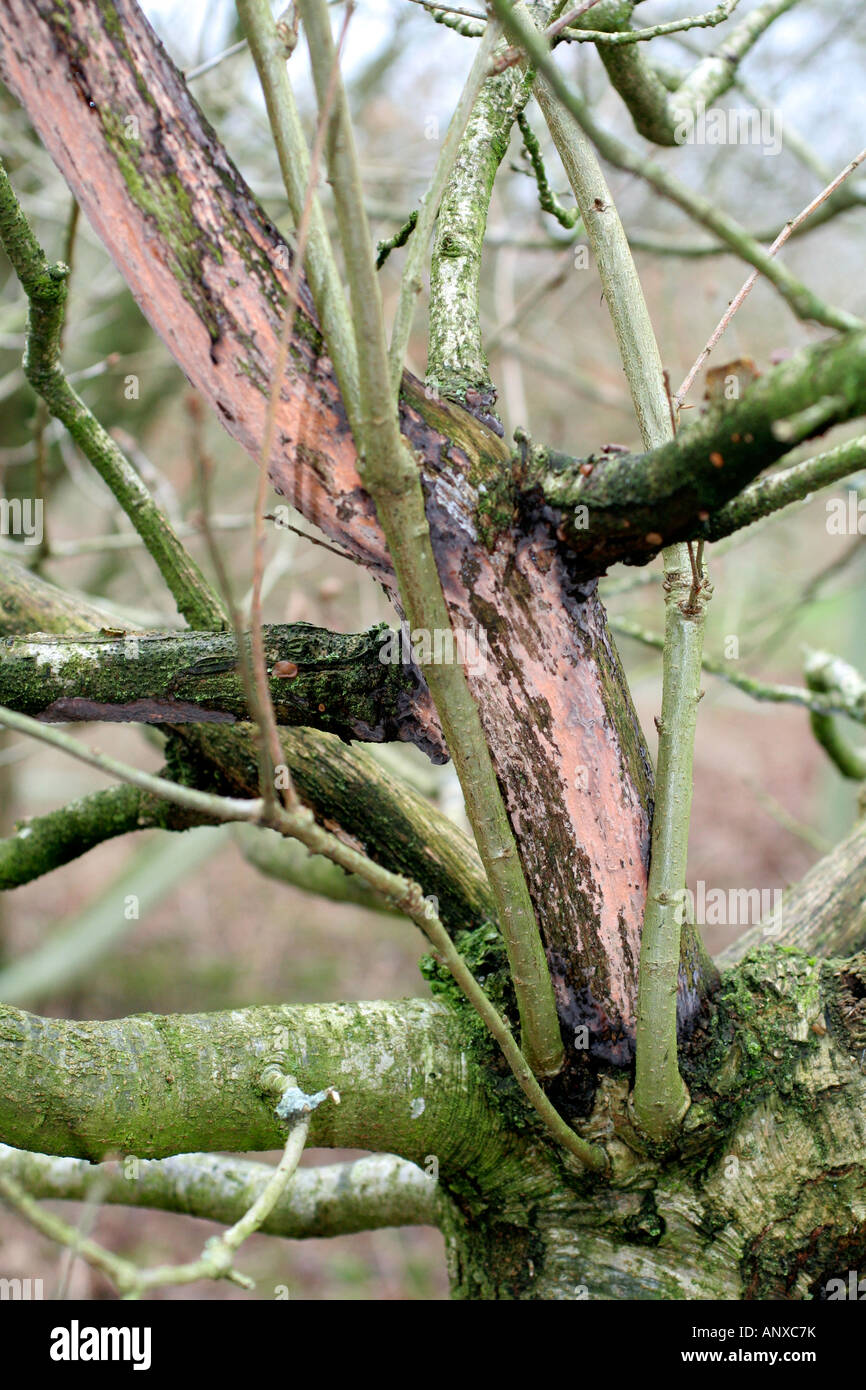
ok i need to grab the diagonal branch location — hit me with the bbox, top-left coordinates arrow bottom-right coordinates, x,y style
522,80 -> 861,334
573,0 -> 800,147
298,0 -> 564,1079
0,159 -> 227,632
523,333 -> 866,577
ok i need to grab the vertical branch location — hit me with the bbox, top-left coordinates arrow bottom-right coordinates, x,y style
495,0 -> 709,1137
387,17 -> 503,395
247,3 -> 353,816
297,0 -> 564,1078
237,0 -> 361,438
425,39 -> 537,407
633,546 -> 707,1141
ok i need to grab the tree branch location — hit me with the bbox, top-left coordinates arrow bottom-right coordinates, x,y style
701,435 -> 866,542
0,0 -> 715,1060
0,1145 -> 442,1239
512,0 -> 703,1142
574,0 -> 800,147
805,650 -> 866,781
0,998 -> 521,1178
0,556 -> 491,935
236,0 -> 361,437
0,158 -> 227,632
524,332 -> 866,578
426,23 -> 536,413
0,625 -> 445,760
299,0 -> 564,1079
0,780 -> 212,893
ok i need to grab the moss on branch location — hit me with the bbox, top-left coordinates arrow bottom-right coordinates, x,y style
522,330 -> 866,578
0,624 -> 444,760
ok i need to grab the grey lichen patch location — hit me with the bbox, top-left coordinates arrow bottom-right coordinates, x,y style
427,57 -> 534,408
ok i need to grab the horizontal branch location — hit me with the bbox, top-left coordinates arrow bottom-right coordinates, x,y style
0,625 -> 445,761
0,779 -> 211,892
0,999 -> 519,1181
0,555 -> 114,636
0,555 -> 490,935
611,617 -> 866,722
704,436 -> 866,541
0,1145 -> 441,1238
522,331 -> 866,577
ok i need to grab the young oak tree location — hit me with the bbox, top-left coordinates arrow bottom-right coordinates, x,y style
1,0 -> 866,1299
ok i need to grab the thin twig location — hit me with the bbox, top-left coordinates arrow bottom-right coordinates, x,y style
185,39 -> 249,83
546,0 -> 604,42
0,1085 -> 334,1295
559,0 -> 741,44
249,3 -> 354,815
405,0 -> 486,18
675,146 -> 866,408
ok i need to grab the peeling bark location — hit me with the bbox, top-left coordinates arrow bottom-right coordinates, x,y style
0,0 -> 720,1058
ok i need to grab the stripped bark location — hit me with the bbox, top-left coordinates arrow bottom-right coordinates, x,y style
0,0 -> 719,1062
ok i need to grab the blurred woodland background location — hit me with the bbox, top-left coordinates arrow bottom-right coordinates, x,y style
1,0 -> 865,1297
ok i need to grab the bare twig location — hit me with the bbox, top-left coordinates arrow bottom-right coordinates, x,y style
248,3 -> 354,815
675,146 -> 866,408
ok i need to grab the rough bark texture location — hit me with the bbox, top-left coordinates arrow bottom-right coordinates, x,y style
0,624 -> 444,758
0,0 -> 721,1058
4,946 -> 866,1299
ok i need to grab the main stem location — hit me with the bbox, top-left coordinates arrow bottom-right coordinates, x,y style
296,0 -> 563,1078
502,0 -> 709,1136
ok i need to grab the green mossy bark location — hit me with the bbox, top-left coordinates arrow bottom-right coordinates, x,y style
524,330 -> 866,578
4,945 -> 866,1299
0,624 -> 443,758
